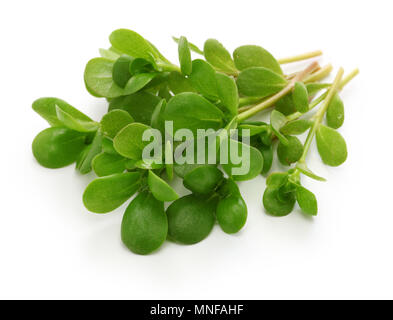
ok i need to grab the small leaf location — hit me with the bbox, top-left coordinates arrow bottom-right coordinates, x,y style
263,187 -> 295,217
178,36 -> 192,76
183,165 -> 223,194
215,72 -> 239,116
166,194 -> 216,244
101,110 -> 134,139
92,153 -> 127,177
148,171 -> 179,202
296,185 -> 318,216
76,132 -> 103,174
129,58 -> 155,75
167,71 -> 197,94
266,172 -> 288,188
258,144 -> 273,175
121,191 -> 168,255
99,48 -> 121,61
32,97 -> 93,127
32,127 -> 86,169
281,120 -> 313,135
275,94 -> 297,116
204,39 -> 237,74
326,93 -> 345,129
162,92 -> 224,135
292,82 -> 309,113
306,83 -> 330,96
109,91 -> 161,125
237,67 -> 287,98
124,73 -> 158,94
189,59 -> 219,100
233,45 -> 283,75
238,123 -> 268,137
109,29 -> 158,62
277,135 -> 304,166
83,172 -> 141,213
217,194 -> 247,234
55,105 -> 98,133
316,125 -> 347,166
270,110 -> 289,145
172,36 -> 203,55
135,159 -> 164,170
165,140 -> 174,181
112,55 -> 133,88
150,99 -> 166,132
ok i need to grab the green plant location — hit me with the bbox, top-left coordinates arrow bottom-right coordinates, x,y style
32,28 -> 358,255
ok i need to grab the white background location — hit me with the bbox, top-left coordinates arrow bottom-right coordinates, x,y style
0,0 -> 392,300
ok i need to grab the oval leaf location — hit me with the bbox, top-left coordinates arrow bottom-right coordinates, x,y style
92,153 -> 127,177
101,109 -> 134,139
277,135 -> 304,166
183,165 -> 223,194
326,93 -> 345,129
316,125 -> 347,166
296,185 -> 318,216
148,170 -> 178,202
189,59 -> 219,100
215,72 -> 239,116
112,55 -> 133,88
217,195 -> 247,234
263,187 -> 295,217
204,39 -> 237,74
178,36 -> 192,76
281,119 -> 313,135
55,105 -> 98,133
292,82 -> 309,113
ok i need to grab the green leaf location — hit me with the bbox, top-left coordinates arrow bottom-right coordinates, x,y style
173,163 -> 207,179
217,194 -> 247,234
233,45 -> 283,75
316,124 -> 347,166
215,72 -> 239,116
99,48 -> 121,61
55,105 -> 98,133
204,39 -> 237,74
150,99 -> 166,132
92,153 -> 127,177
296,162 -> 326,182
124,73 -> 158,94
121,191 -> 168,255
266,172 -> 289,188
101,137 -> 118,155
172,36 -> 204,55
263,187 -> 295,217
113,123 -> 152,160
165,140 -> 174,181
129,58 -> 155,75
112,55 -> 133,88
270,110 -> 289,145
148,170 -> 179,202
32,97 -> 93,127
258,143 -> 273,175
281,119 -> 313,135
238,123 -> 268,136
32,127 -> 86,169
162,92 -> 224,135
135,159 -> 164,170
189,59 -> 219,100
83,172 -> 141,213
166,194 -> 216,244
178,36 -> 192,76
222,139 -> 264,181
326,93 -> 345,129
237,67 -> 287,98
100,110 -> 134,139
277,135 -> 304,166
109,29 -> 158,62
183,165 -> 223,194
109,91 -> 161,125
76,132 -> 103,174
167,71 -> 197,94
296,185 -> 318,216
292,82 -> 309,113
275,94 -> 297,116
306,83 -> 330,96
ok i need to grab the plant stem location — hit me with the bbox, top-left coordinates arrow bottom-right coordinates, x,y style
298,68 -> 344,163
304,64 -> 333,83
236,61 -> 319,122
286,68 -> 359,122
278,50 -> 323,64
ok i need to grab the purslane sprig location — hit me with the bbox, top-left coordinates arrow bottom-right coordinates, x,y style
31,28 -> 358,255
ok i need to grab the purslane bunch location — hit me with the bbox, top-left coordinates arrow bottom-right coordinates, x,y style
31,29 -> 358,255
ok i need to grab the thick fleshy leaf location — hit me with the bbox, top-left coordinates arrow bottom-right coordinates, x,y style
148,170 -> 179,202
109,29 -> 158,62
326,93 -> 345,129
112,55 -> 133,88
166,194 -> 216,244
162,92 -> 224,135
124,73 -> 157,94
296,185 -> 318,216
76,132 -> 103,174
165,141 -> 174,181
237,67 -> 287,98
178,36 -> 192,76
32,97 -> 93,127
113,123 -> 153,160
275,94 -> 297,116
172,36 -> 203,55
270,110 -> 289,145
32,127 -> 86,169
167,71 -> 197,94
55,105 -> 98,133
189,59 -> 219,100
263,187 -> 295,217
92,153 -> 127,177
99,48 -> 121,61
109,91 -> 161,125
259,143 -> 273,175
83,172 -> 141,213
129,58 -> 155,75
316,125 -> 347,166
277,135 -> 304,166
204,39 -> 237,74
292,82 -> 309,113
150,99 -> 166,132
121,191 -> 168,255
215,72 -> 238,116
233,45 -> 283,75
281,119 -> 313,135
217,194 -> 247,234
183,165 -> 223,194
101,109 -> 134,139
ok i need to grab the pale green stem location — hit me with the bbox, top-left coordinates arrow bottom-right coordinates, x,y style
298,68 -> 344,163
286,68 -> 359,122
304,64 -> 333,83
236,61 -> 319,122
278,50 -> 323,64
